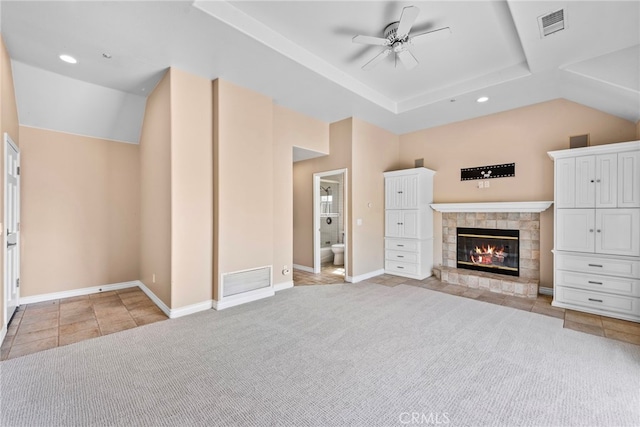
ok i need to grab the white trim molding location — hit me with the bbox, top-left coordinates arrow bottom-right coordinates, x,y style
19,281 -> 139,305
128,281 -> 171,317
292,264 -> 314,273
274,281 -> 294,292
346,269 -> 385,283
430,201 -> 553,213
0,324 -> 6,346
169,300 -> 212,319
212,287 -> 275,311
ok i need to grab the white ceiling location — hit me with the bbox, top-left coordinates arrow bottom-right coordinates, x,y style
1,1 -> 639,146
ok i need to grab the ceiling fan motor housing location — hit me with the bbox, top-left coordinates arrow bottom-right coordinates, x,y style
384,22 -> 403,42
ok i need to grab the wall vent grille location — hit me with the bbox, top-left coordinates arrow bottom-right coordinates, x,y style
538,9 -> 565,37
222,266 -> 272,298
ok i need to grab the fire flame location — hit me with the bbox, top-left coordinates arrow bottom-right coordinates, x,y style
470,245 -> 505,265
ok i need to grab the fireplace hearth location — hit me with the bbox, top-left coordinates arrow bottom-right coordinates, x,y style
457,227 -> 519,277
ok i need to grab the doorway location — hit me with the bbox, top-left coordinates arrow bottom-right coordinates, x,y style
313,169 -> 348,278
4,133 -> 20,325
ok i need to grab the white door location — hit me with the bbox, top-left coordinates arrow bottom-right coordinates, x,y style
385,210 -> 403,237
596,209 -> 640,257
556,209 -> 595,253
385,176 -> 403,210
595,154 -> 617,208
555,157 -> 575,208
575,156 -> 596,208
401,211 -> 419,238
401,174 -> 419,209
4,133 -> 20,324
618,151 -> 640,208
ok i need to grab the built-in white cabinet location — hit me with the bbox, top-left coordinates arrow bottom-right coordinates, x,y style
384,168 -> 435,280
549,140 -> 640,322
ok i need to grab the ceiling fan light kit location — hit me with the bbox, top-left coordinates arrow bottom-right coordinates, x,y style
352,5 -> 450,71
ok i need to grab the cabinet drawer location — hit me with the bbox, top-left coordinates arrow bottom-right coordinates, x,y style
555,253 -> 640,278
385,239 -> 419,252
555,286 -> 639,316
385,260 -> 418,275
386,250 -> 418,263
556,270 -> 640,297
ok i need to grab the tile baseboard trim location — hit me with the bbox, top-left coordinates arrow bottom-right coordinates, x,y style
346,269 -> 385,283
18,281 -> 139,305
539,287 -> 553,296
212,287 -> 275,311
292,264 -> 314,273
274,281 -> 294,292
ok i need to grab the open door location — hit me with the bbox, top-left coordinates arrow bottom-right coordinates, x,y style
4,133 -> 20,325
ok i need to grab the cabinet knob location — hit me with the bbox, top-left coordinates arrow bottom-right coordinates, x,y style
590,180 -> 594,183
397,191 -> 403,194
589,229 -> 594,233
596,179 -> 601,183
597,229 -> 601,233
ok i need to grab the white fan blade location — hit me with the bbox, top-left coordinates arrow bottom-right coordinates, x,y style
396,6 -> 420,39
397,49 -> 418,70
352,35 -> 390,46
362,48 -> 392,70
410,27 -> 451,45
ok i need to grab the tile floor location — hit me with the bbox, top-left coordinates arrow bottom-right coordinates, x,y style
293,263 -> 345,286
1,287 -> 168,360
294,270 -> 640,347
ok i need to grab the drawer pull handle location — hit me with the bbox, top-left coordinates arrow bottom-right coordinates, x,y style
588,281 -> 603,285
588,298 -> 603,303
396,244 -> 404,247
397,266 -> 404,269
397,255 -> 404,258
588,264 -> 603,268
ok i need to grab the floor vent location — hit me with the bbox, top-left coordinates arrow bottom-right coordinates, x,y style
222,266 -> 272,298
538,9 -> 565,38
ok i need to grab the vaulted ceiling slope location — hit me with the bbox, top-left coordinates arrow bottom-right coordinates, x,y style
1,1 -> 638,144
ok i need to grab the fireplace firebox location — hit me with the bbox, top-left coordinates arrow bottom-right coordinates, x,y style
456,227 -> 519,277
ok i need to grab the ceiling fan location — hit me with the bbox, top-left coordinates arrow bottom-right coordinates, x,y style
352,5 -> 451,71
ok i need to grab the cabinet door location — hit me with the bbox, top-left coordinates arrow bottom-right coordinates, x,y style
618,151 -> 640,208
555,157 -> 575,208
575,156 -> 596,208
401,174 -> 419,209
556,209 -> 595,253
401,211 -> 419,238
595,154 -> 617,208
385,210 -> 403,237
385,177 -> 402,209
596,209 -> 640,257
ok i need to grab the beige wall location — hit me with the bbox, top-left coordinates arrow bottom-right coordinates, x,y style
273,105 -> 329,285
139,71 -> 172,306
169,68 -> 213,308
398,99 -> 638,288
20,126 -> 140,296
351,118 -> 401,277
213,79 -> 274,300
293,118 -> 352,273
1,35 -> 19,332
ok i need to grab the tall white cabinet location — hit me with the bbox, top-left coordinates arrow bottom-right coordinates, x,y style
384,168 -> 435,280
549,141 -> 640,322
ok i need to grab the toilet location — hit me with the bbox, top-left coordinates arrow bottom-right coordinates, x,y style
331,243 -> 345,266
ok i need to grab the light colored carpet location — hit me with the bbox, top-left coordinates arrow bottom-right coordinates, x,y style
1,283 -> 639,426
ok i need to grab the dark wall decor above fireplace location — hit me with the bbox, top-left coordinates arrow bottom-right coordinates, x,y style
460,163 -> 515,181
457,227 -> 520,277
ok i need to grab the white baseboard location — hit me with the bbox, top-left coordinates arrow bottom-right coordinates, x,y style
0,324 -> 6,346
346,269 -> 385,283
212,287 -> 275,310
19,280 -> 139,305
538,286 -> 554,296
292,264 -> 313,273
169,300 -> 212,319
136,281 -> 171,317
274,281 -> 294,292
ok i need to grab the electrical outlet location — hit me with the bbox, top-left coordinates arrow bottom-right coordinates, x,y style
282,265 -> 290,275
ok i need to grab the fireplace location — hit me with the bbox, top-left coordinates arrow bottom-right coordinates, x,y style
457,227 -> 520,277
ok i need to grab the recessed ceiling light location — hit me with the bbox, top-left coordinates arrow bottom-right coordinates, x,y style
59,54 -> 77,64
477,96 -> 489,103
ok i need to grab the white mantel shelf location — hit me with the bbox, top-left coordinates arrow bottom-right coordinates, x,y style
430,201 -> 553,213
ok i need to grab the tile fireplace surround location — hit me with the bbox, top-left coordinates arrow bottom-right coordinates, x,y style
431,202 -> 553,299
